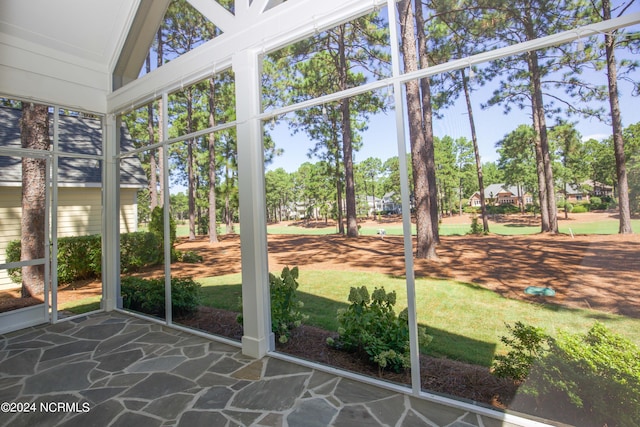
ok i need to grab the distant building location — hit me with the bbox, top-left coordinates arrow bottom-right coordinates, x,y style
469,183 -> 533,208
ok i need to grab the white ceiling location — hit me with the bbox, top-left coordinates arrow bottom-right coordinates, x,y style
0,0 -> 138,72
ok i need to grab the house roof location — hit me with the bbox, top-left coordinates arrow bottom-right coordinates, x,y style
0,106 -> 146,188
483,183 -> 522,198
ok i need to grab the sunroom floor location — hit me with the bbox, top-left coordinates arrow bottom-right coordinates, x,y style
0,312 -> 525,427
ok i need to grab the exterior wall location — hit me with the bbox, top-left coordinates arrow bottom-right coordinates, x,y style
0,187 -> 139,290
0,187 -> 22,289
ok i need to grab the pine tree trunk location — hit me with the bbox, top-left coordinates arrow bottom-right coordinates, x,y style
337,25 -> 359,238
20,103 -> 49,298
462,69 -> 489,233
603,0 -> 633,234
398,0 -> 437,259
415,2 -> 440,245
208,77 -> 219,243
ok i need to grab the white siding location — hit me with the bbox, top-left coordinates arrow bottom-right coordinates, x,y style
0,187 -> 139,290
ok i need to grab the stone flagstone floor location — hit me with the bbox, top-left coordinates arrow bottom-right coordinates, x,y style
0,312 -> 527,427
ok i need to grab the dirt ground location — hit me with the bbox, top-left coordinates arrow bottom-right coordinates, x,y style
170,211 -> 640,318
3,211 -> 639,317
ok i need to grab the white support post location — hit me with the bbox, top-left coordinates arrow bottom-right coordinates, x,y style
387,0 -> 422,395
233,49 -> 274,359
101,114 -> 121,311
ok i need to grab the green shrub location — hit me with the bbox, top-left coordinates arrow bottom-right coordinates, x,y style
492,321 -> 550,381
494,322 -> 640,426
562,202 -> 573,213
468,214 -> 484,235
269,266 -> 308,343
237,266 -> 308,344
571,204 -> 588,213
56,235 -> 102,283
149,206 -> 178,261
121,276 -> 201,318
328,286 -> 430,373
524,323 -> 640,427
7,232 -> 161,284
120,232 -> 161,272
6,240 -> 22,282
179,250 -> 204,264
589,196 -> 602,210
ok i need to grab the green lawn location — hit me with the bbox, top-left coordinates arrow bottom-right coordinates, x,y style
196,270 -> 640,367
157,214 -> 640,237
265,216 -> 640,237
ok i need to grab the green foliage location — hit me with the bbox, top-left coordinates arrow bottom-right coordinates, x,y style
149,206 -> 178,261
468,214 -> 484,235
56,235 -> 102,283
269,266 -> 308,343
6,240 -> 22,282
328,286 -> 430,373
571,204 -> 588,213
525,323 -> 640,427
6,232 -> 161,284
588,196 -> 603,210
562,202 -> 573,213
179,250 -> 204,263
121,276 -> 201,318
120,232 -> 161,273
494,322 -> 640,426
492,321 -> 550,381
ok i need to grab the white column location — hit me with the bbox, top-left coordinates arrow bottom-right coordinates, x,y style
101,114 -> 121,311
233,49 -> 274,358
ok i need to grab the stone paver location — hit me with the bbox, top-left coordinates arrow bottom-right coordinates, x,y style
0,312 -> 530,426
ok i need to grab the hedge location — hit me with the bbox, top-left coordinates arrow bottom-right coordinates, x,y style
6,232 -> 161,284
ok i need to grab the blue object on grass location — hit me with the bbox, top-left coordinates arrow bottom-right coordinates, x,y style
524,286 -> 556,297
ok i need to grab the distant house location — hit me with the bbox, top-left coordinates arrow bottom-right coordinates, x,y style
583,179 -> 614,198
0,107 -> 147,289
364,192 -> 401,216
469,183 -> 533,208
557,183 -> 590,204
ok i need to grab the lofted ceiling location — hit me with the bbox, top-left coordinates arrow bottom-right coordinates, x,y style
0,0 -> 386,113
0,0 -> 139,72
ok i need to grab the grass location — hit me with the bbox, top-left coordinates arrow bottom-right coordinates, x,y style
196,270 -> 640,367
59,296 -> 101,314
164,214 -> 640,237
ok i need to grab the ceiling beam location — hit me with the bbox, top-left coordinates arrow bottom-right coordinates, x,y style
187,0 -> 236,33
112,0 -> 171,91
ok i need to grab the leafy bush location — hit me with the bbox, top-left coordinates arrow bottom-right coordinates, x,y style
179,250 -> 204,263
237,266 -> 307,344
327,286 -> 430,373
487,204 -> 520,215
121,276 -> 201,318
492,321 -> 550,381
571,204 -> 588,213
269,266 -> 307,343
463,205 -> 480,214
56,235 -> 102,283
589,196 -> 602,210
493,322 -> 640,427
562,202 -> 573,213
524,323 -> 640,427
120,232 -> 161,272
6,232 -> 161,284
6,240 -> 22,282
468,214 -> 484,235
149,206 -> 178,261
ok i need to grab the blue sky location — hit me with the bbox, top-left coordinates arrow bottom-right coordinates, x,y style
266,58 -> 640,173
